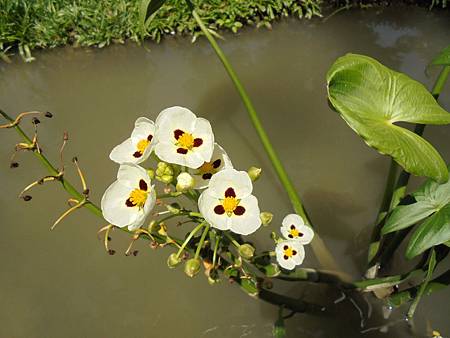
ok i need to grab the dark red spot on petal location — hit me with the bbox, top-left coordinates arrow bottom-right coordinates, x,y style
174,129 -> 183,140
224,187 -> 236,198
133,151 -> 142,158
283,255 -> 289,260
233,206 -> 245,216
212,159 -> 221,168
193,138 -> 203,147
126,198 -> 135,207
299,232 -> 304,237
177,148 -> 188,154
202,173 -> 213,180
147,134 -> 153,142
292,250 -> 297,255
290,224 -> 295,230
139,179 -> 148,191
283,245 -> 288,250
288,234 -> 293,239
214,205 -> 225,215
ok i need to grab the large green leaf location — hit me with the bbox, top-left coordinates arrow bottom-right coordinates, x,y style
382,167 -> 450,234
406,203 -> 450,259
431,45 -> 450,66
327,54 -> 450,182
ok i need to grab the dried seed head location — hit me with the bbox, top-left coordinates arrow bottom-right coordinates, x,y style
45,112 -> 53,118
10,162 -> 19,168
83,188 -> 90,195
72,156 -> 78,163
108,249 -> 116,255
22,195 -> 32,201
132,250 -> 139,256
63,131 -> 69,141
32,117 -> 40,125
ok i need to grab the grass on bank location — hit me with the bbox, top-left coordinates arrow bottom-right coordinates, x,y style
0,0 -> 321,62
0,0 -> 447,62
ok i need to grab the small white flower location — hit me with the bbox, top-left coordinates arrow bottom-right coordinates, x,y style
154,106 -> 214,169
198,168 -> 261,235
189,143 -> 232,189
280,214 -> 314,244
110,117 -> 155,164
101,164 -> 156,231
275,240 -> 305,270
176,172 -> 195,192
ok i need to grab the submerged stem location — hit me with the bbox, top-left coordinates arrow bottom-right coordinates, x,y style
191,10 -> 339,272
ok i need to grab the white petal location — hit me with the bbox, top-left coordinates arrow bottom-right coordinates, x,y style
190,143 -> 233,189
229,195 -> 261,235
110,138 -> 141,164
101,181 -> 140,228
198,191 -> 230,231
280,214 -> 314,244
275,241 -> 305,270
131,117 -> 155,142
155,142 -> 205,168
192,117 -> 214,162
208,168 -> 253,199
117,163 -> 149,188
155,106 -> 197,141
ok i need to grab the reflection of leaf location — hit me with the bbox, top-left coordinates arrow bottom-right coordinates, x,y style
431,45 -> 450,66
327,54 -> 450,182
406,204 -> 450,259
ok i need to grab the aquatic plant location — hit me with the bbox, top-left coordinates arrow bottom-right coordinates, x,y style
1,2 -> 450,337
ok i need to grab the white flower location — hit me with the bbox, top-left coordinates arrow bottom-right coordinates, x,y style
101,164 -> 156,231
280,214 -> 314,244
110,117 -> 155,164
275,240 -> 305,270
198,168 -> 261,235
189,143 -> 232,189
176,172 -> 195,192
154,106 -> 214,169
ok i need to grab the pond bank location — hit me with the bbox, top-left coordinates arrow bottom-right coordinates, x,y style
0,0 -> 447,62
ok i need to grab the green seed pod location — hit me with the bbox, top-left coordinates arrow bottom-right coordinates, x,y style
238,243 -> 255,260
147,169 -> 155,179
184,258 -> 201,277
260,211 -> 273,226
167,253 -> 181,268
247,166 -> 262,182
166,203 -> 181,215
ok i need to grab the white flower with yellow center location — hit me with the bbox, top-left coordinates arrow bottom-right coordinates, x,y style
189,143 -> 232,189
101,164 -> 156,230
154,106 -> 214,169
198,168 -> 261,235
110,117 -> 155,164
280,214 -> 314,244
275,240 -> 305,270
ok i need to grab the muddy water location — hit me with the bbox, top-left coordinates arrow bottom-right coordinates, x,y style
0,5 -> 449,338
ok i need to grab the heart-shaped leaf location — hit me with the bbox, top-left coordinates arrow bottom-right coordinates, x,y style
327,54 -> 450,182
406,203 -> 450,259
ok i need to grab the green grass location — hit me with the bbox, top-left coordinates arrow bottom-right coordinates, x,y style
0,0 -> 322,61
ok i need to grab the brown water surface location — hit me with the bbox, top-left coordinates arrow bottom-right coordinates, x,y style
0,5 -> 449,338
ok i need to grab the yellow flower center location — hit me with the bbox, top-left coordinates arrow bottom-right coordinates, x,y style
222,196 -> 239,214
177,132 -> 194,149
199,161 -> 215,174
129,189 -> 148,208
283,246 -> 294,258
137,139 -> 150,154
289,228 -> 300,238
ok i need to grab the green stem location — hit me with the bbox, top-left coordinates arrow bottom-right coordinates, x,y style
195,224 -> 210,259
212,233 -> 221,268
192,10 -> 339,271
175,222 -> 205,258
224,231 -> 241,248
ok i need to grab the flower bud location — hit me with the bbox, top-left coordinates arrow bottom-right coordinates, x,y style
184,258 -> 201,277
147,169 -> 155,179
238,243 -> 255,260
159,174 -> 173,184
155,162 -> 174,184
176,172 -> 195,192
247,166 -> 262,182
260,211 -> 273,226
167,253 -> 181,268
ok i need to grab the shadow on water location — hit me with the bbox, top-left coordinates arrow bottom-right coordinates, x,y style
0,4 -> 449,338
